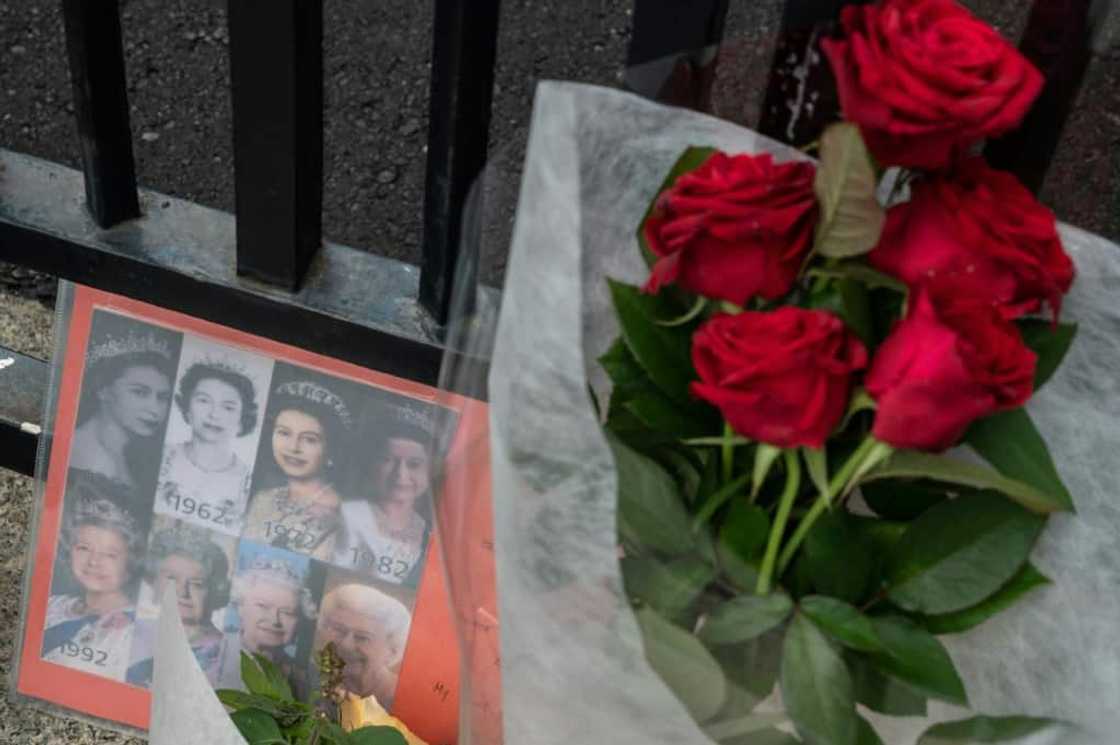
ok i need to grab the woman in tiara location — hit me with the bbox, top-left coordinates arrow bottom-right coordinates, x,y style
42,473 -> 145,682
70,327 -> 176,490
335,404 -> 435,585
242,381 -> 351,560
155,358 -> 258,536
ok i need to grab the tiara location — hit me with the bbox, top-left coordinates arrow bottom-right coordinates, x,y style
71,495 -> 141,537
87,330 -> 173,367
388,403 -> 438,439
274,380 -> 352,429
190,354 -> 254,383
247,556 -> 304,586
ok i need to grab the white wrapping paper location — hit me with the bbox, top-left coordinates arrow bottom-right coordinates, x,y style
484,81 -> 1119,745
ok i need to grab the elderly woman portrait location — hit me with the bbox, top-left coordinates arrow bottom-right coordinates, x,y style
125,522 -> 232,687
244,380 -> 352,560
214,555 -> 317,694
315,583 -> 411,707
156,358 -> 259,536
335,403 -> 437,585
70,323 -> 177,490
42,473 -> 146,681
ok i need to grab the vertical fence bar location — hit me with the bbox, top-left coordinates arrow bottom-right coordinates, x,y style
757,0 -> 871,146
228,0 -> 324,290
420,0 -> 501,326
60,0 -> 140,228
985,0 -> 1094,193
623,0 -> 730,112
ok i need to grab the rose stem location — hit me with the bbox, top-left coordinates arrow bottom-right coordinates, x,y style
721,421 -> 735,485
775,436 -> 889,575
755,450 -> 801,596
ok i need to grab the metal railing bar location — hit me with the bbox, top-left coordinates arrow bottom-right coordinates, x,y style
419,0 -> 501,326
60,0 -> 140,228
0,346 -> 45,476
228,0 -> 324,290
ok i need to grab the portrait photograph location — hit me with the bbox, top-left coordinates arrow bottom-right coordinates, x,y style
333,394 -> 456,587
126,516 -> 237,688
312,567 -> 416,709
213,540 -> 325,698
68,309 -> 182,497
242,363 -> 369,562
41,469 -> 151,682
153,334 -> 275,537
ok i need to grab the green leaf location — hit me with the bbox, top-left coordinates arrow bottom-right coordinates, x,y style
635,606 -> 727,722
860,480 -> 948,521
216,689 -> 286,716
239,652 -> 291,701
802,448 -> 829,500
609,433 -> 695,556
1017,320 -> 1077,390
813,123 -> 885,258
864,450 -> 1068,514
781,613 -> 859,745
621,555 -> 715,622
753,444 -> 783,498
857,716 -> 885,745
800,596 -> 881,652
966,407 -> 1074,512
811,264 -> 908,295
624,390 -> 712,438
838,279 -> 874,346
916,715 -> 1059,744
608,279 -> 695,403
804,511 -> 872,604
717,543 -> 762,593
348,726 -> 409,745
230,708 -> 286,745
869,616 -> 967,706
848,653 -> 927,716
600,337 -> 648,398
719,501 -> 770,563
886,491 -> 1045,615
840,387 -> 877,430
920,563 -> 1051,635
717,627 -> 785,703
699,592 -> 794,646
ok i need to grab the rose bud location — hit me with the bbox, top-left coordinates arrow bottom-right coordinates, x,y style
643,151 -> 818,306
869,157 -> 1074,320
691,308 -> 868,449
867,279 -> 1037,451
821,0 -> 1044,170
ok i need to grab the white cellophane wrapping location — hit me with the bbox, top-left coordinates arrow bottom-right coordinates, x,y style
477,81 -> 1119,745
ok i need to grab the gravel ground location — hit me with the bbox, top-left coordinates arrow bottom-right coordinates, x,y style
0,1 -> 1118,741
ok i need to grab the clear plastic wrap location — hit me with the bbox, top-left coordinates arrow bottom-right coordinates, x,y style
437,81 -> 1120,745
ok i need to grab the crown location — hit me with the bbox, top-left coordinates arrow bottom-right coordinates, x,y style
87,330 -> 173,368
273,380 -> 353,429
71,494 -> 141,537
247,556 -> 304,586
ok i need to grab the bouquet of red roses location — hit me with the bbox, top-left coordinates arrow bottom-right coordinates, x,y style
601,1 -> 1079,743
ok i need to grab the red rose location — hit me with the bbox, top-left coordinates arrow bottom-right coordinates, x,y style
821,0 -> 1044,170
643,151 -> 818,306
867,279 -> 1037,451
870,158 -> 1074,319
691,308 -> 867,448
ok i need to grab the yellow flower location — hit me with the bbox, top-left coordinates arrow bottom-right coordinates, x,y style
339,693 -> 428,745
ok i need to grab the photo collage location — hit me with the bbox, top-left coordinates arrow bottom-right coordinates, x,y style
39,306 -> 453,709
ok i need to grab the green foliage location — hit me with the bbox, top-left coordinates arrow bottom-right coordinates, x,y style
608,432 -> 695,556
621,555 -> 716,624
919,563 -> 1051,635
347,726 -> 409,745
230,709 -> 286,745
607,280 -> 696,405
966,407 -> 1074,512
886,492 -> 1045,615
781,613 -> 858,745
718,501 -> 770,565
847,654 -> 927,717
866,616 -> 967,706
800,596 -> 881,653
1017,320 -> 1077,390
803,512 -> 873,604
635,606 -> 727,722
699,592 -> 793,646
860,480 -> 947,521
242,652 -> 294,702
916,715 -> 1059,744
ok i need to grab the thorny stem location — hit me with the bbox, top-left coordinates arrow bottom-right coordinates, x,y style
756,451 -> 801,595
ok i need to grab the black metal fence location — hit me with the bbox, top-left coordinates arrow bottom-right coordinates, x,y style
0,0 -> 1102,478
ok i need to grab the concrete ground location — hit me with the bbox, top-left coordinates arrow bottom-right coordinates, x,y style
0,0 -> 1117,741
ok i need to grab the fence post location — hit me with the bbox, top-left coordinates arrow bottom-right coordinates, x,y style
420,0 -> 501,326
986,0 -> 1094,193
228,0 -> 324,290
60,0 -> 140,228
